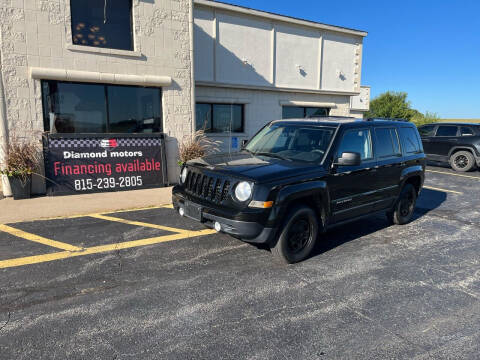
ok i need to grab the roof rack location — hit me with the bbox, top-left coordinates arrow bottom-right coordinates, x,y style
307,115 -> 356,119
366,117 -> 410,122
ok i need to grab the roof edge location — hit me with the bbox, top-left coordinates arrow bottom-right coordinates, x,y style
194,0 -> 368,37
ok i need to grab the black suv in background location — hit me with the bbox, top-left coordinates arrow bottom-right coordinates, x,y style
173,119 -> 426,263
418,123 -> 480,172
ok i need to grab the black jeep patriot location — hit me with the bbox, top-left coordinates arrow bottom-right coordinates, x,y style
173,118 -> 426,263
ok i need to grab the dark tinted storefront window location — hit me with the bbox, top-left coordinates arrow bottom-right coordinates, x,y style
71,0 -> 133,51
282,106 -> 330,119
195,103 -> 244,133
42,81 -> 162,134
107,85 -> 162,133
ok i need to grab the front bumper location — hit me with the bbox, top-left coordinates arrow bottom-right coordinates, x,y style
172,192 -> 275,244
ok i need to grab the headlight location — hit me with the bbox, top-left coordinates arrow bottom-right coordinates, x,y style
234,181 -> 252,202
180,167 -> 188,184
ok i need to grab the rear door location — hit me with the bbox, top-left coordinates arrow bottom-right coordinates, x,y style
372,126 -> 403,210
418,124 -> 436,155
430,125 -> 459,161
328,126 -> 379,223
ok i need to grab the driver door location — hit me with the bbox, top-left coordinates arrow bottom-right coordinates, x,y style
328,127 -> 379,223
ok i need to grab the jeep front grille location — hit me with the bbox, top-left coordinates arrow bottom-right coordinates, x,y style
185,171 -> 231,203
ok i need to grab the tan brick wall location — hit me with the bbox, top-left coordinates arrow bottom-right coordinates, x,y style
0,0 -> 194,190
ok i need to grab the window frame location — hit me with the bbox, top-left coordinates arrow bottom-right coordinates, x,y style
282,106 -> 330,119
41,80 -> 163,134
195,103 -> 245,134
70,0 -> 135,52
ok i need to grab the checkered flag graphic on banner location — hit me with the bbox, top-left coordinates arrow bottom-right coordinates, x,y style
49,137 -> 163,148
49,139 -> 99,148
117,138 -> 163,147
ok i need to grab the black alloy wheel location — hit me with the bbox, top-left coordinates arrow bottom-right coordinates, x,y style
387,183 -> 417,225
286,217 -> 312,254
272,205 -> 319,264
450,151 -> 475,172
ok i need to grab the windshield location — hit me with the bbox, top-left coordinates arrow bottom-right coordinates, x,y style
245,124 -> 336,163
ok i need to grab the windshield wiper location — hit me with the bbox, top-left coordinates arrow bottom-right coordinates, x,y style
254,152 -> 292,161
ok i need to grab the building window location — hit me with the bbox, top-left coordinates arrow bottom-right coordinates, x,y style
196,103 -> 244,133
282,106 -> 330,119
42,81 -> 162,134
71,0 -> 133,51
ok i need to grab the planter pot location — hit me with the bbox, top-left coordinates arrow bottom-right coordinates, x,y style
8,175 -> 32,200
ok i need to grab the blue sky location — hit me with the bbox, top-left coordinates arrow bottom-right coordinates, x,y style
221,0 -> 480,118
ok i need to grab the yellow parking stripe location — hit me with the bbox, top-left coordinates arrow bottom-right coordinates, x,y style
426,169 -> 480,180
2,204 -> 175,225
89,213 -> 192,234
0,224 -> 83,252
423,185 -> 463,195
0,229 -> 215,269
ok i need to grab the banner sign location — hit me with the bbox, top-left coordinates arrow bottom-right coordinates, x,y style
43,133 -> 168,196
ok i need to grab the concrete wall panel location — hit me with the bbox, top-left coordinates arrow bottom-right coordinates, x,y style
321,33 -> 359,92
216,12 -> 272,86
194,7 -> 215,82
275,24 -> 319,90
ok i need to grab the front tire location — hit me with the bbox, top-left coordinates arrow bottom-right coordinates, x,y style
271,205 -> 319,264
450,151 -> 476,172
387,184 -> 417,225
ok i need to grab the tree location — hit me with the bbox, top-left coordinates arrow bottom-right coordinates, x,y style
365,91 -> 418,120
365,91 -> 439,126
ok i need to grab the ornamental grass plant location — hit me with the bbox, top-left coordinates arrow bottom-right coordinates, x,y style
0,132 -> 41,183
178,130 -> 220,165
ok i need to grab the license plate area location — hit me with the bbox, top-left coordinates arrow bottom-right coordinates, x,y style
184,201 -> 203,222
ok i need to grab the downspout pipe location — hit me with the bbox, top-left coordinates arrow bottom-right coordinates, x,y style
0,31 -> 12,196
189,0 -> 196,135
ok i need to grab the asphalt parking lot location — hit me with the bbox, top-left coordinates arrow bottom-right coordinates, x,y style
1,165 -> 479,359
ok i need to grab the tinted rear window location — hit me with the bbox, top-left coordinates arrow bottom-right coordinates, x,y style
418,125 -> 435,137
375,128 -> 401,158
461,127 -> 475,136
436,126 -> 458,137
399,127 -> 422,154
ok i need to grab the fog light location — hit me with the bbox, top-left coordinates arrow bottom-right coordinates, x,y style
214,221 -> 222,232
179,207 -> 185,217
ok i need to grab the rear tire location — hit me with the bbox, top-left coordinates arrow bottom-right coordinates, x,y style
387,184 -> 417,225
271,205 -> 319,264
450,151 -> 476,172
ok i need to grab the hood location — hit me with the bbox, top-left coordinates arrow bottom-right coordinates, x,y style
187,152 -> 325,182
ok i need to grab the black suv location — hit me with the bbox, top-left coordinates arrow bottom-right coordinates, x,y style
173,118 -> 425,263
418,123 -> 480,172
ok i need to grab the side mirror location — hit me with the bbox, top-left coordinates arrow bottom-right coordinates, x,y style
335,152 -> 361,166
241,139 -> 249,148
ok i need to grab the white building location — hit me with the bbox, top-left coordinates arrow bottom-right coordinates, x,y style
0,0 -> 369,196
194,0 -> 368,150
